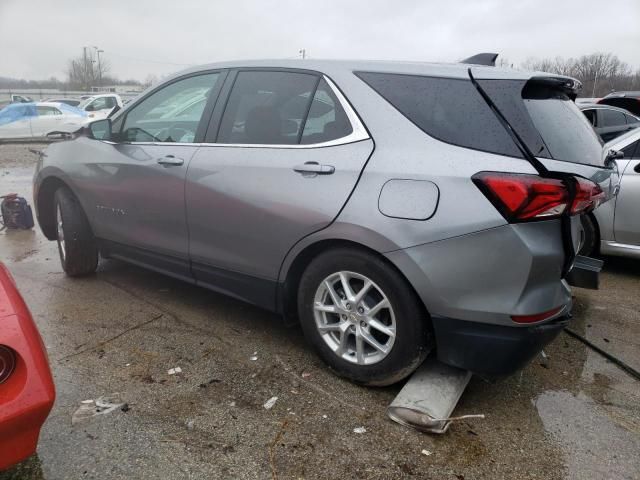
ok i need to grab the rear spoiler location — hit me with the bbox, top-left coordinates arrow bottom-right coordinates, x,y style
524,76 -> 583,101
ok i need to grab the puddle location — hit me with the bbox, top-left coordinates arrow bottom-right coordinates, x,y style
535,389 -> 640,479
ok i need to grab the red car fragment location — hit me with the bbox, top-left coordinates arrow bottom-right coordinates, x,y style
0,263 -> 55,470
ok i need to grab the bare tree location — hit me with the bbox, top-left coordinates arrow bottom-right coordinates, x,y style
520,52 -> 640,97
67,49 -> 110,90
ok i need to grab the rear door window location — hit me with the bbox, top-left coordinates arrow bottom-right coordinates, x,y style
356,72 -> 522,158
300,79 -> 353,144
217,71 -> 319,145
601,109 -> 627,127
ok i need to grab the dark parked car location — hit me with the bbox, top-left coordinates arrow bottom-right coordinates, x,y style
579,104 -> 640,142
598,91 -> 640,116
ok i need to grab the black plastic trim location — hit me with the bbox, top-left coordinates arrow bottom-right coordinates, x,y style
566,255 -> 603,290
192,261 -> 277,311
432,314 -> 570,376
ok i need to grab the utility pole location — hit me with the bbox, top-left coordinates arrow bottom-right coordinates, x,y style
93,46 -> 104,87
83,46 -> 88,90
299,48 -> 306,59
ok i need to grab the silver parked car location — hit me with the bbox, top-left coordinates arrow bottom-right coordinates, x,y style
33,60 -> 619,385
581,128 -> 640,258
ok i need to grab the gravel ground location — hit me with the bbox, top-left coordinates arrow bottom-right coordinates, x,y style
1,142 -> 639,480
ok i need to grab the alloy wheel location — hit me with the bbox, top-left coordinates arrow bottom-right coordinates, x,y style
313,271 -> 396,365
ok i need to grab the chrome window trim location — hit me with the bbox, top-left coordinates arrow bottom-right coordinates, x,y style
117,75 -> 370,149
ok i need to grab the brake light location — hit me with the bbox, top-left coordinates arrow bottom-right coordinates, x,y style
0,345 -> 16,384
571,177 -> 604,215
474,172 -> 605,222
472,172 -> 569,221
511,306 -> 564,324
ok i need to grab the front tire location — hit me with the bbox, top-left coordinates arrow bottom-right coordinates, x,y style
54,187 -> 98,276
297,248 -> 431,386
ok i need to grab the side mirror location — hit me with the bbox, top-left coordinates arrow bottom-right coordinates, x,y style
88,118 -> 112,141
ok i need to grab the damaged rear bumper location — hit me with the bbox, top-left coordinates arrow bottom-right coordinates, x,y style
432,314 -> 570,376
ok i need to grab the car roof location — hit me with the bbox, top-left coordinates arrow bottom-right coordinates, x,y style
604,91 -> 640,98
170,58 -> 568,82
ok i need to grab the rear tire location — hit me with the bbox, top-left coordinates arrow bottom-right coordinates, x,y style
579,214 -> 599,257
297,248 -> 432,386
54,187 -> 98,276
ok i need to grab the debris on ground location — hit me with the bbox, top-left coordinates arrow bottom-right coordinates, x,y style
263,396 -> 278,410
167,367 -> 182,375
198,378 -> 221,388
301,372 -> 311,378
353,427 -> 367,434
421,449 -> 433,456
539,350 -> 549,369
249,351 -> 258,361
72,394 -> 127,424
185,419 -> 195,430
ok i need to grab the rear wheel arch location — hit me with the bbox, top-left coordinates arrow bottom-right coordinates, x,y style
280,239 -> 431,328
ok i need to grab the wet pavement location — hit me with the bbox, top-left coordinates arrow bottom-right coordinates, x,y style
1,142 -> 639,479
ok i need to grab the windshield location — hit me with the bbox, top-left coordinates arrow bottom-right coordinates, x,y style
78,97 -> 94,109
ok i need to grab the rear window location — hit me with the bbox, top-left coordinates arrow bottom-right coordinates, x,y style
356,72 -> 522,158
479,79 -> 604,167
522,88 -> 604,166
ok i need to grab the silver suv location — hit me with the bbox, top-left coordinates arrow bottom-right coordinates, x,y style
33,60 -> 619,385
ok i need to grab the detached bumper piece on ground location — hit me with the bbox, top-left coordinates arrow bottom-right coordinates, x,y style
0,263 -> 55,471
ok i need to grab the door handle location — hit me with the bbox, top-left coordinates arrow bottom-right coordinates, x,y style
293,161 -> 335,175
157,155 -> 184,166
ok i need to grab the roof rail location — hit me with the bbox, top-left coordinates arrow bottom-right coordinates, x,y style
460,53 -> 499,67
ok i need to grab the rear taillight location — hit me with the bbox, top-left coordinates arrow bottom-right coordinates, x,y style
473,172 -> 603,222
571,177 -> 604,215
0,345 -> 16,384
473,172 -> 568,221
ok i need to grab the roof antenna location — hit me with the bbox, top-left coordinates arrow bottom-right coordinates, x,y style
460,53 -> 499,67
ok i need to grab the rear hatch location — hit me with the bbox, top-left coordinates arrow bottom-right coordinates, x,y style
470,68 -> 620,271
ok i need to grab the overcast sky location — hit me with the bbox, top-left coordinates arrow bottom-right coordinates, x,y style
1,0 -> 639,82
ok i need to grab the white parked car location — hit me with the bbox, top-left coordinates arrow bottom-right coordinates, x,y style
581,128 -> 640,257
78,94 -> 123,119
0,102 -> 89,141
